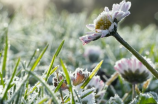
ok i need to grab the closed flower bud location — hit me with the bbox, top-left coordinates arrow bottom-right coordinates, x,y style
114,56 -> 154,84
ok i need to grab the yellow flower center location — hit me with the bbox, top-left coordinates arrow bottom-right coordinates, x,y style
95,17 -> 112,30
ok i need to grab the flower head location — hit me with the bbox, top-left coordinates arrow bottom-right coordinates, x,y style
114,56 -> 154,84
80,0 -> 131,45
87,76 -> 104,92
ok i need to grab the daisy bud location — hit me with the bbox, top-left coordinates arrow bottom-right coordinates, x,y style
114,56 -> 154,84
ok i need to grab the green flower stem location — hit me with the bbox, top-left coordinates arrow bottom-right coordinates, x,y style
113,32 -> 158,79
132,83 -> 136,99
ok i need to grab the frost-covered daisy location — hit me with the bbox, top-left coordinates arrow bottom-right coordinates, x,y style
114,56 -> 154,84
80,0 -> 131,45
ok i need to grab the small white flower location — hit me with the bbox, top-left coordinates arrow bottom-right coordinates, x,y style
87,76 -> 104,92
114,56 -> 154,84
80,0 -> 131,45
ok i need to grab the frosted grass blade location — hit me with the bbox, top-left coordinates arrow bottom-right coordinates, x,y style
30,44 -> 48,71
27,49 -> 38,67
45,40 -> 64,81
24,69 -> 59,104
1,33 -> 8,87
54,79 -> 64,93
38,97 -> 49,104
60,59 -> 75,104
2,58 -> 20,100
80,60 -> 103,89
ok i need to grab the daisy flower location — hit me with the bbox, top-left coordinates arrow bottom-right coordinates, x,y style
114,56 -> 154,84
80,0 -> 131,45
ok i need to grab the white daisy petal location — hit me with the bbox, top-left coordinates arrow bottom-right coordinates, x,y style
109,23 -> 114,32
104,7 -> 109,12
101,30 -> 109,37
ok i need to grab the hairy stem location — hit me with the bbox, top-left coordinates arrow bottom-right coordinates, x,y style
132,84 -> 136,99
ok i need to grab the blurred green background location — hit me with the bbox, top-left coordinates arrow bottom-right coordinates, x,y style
0,0 -> 158,26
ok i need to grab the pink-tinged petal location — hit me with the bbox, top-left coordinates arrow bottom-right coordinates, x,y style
133,58 -> 136,70
109,23 -> 114,32
95,29 -> 102,32
120,1 -> 126,12
88,35 -> 95,39
125,2 -> 131,11
114,66 -> 119,71
112,11 -> 119,21
138,62 -> 143,68
122,11 -> 130,18
79,36 -> 91,45
86,24 -> 95,31
101,30 -> 109,38
107,14 -> 113,22
79,33 -> 102,45
112,4 -> 120,12
127,60 -> 132,68
111,1 -> 131,22
115,11 -> 124,20
104,7 -> 109,12
118,63 -> 122,69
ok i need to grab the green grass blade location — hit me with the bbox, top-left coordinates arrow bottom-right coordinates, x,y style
74,90 -> 82,104
60,59 -> 75,104
64,97 -> 70,103
38,97 -> 49,104
1,33 -> 8,86
80,60 -> 103,89
49,66 -> 58,76
27,66 -> 58,96
2,58 -> 20,100
30,44 -> 48,71
60,59 -> 70,85
0,72 -> 3,86
27,82 -> 40,96
24,81 -> 29,100
55,40 -> 64,56
27,49 -> 38,67
24,69 -> 59,104
2,32 -> 8,77
45,40 -> 64,81
7,75 -> 30,103
54,79 -> 64,93
28,41 -> 64,95
0,51 -> 2,57
81,90 -> 93,99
